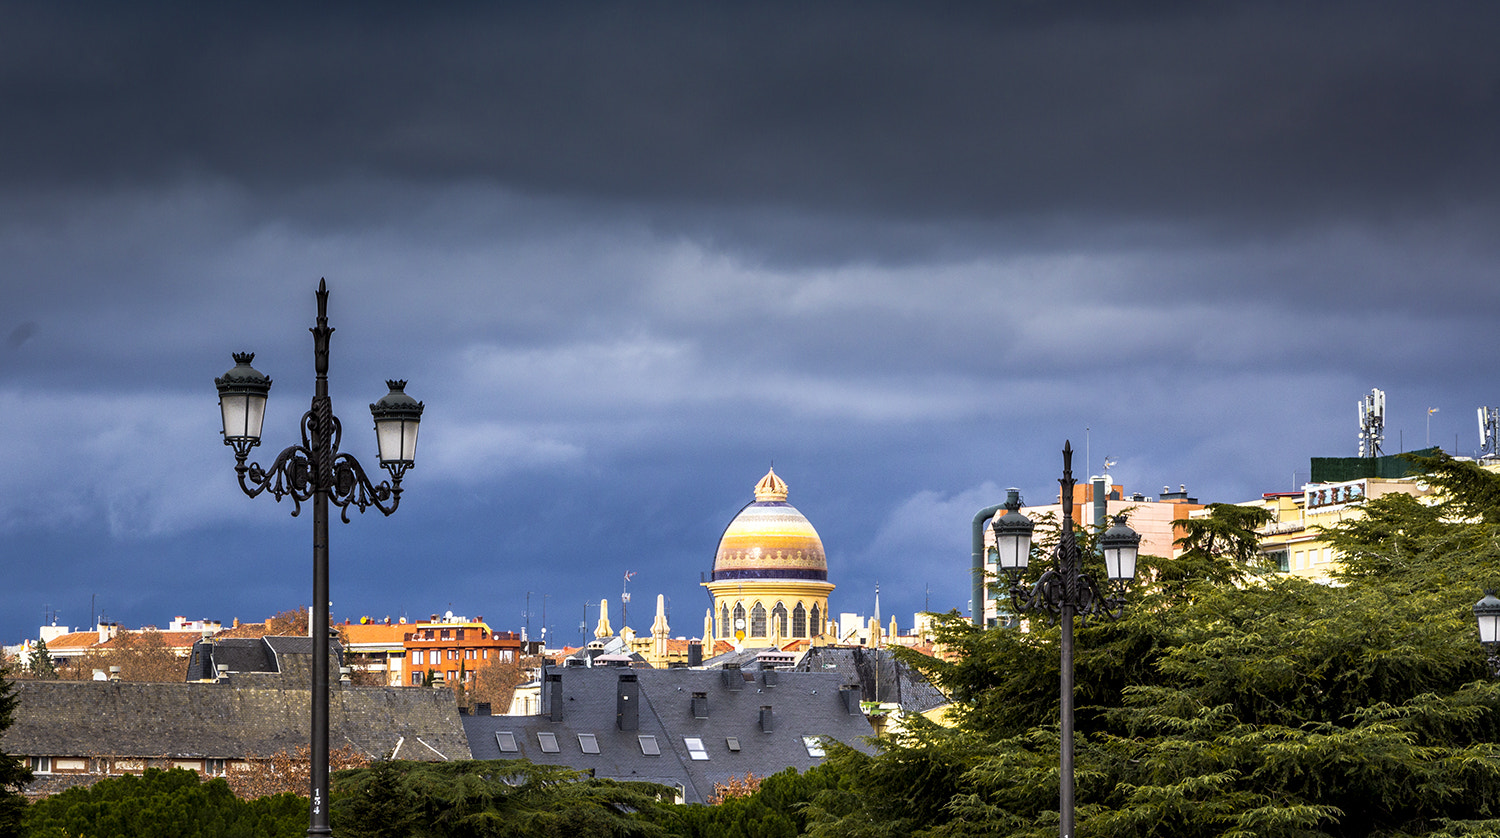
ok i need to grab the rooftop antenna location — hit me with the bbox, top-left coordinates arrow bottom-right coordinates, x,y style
1480,407 -> 1500,459
1358,388 -> 1385,458
621,571 -> 635,629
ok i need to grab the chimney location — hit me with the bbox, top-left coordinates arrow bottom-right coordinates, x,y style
759,705 -> 774,733
92,669 -> 107,681
617,673 -> 639,731
108,666 -> 121,682
547,672 -> 564,722
475,702 -> 491,716
216,664 -> 229,682
762,669 -> 779,688
691,691 -> 708,719
687,639 -> 703,667
840,684 -> 863,715
722,663 -> 743,691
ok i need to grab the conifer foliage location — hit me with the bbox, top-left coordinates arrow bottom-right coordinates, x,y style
0,659 -> 30,838
787,461 -> 1500,838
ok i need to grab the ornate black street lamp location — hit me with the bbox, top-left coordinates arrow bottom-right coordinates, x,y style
990,441 -> 1140,838
215,279 -> 422,838
1473,591 -> 1500,677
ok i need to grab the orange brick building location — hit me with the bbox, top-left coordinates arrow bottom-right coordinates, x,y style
403,618 -> 523,687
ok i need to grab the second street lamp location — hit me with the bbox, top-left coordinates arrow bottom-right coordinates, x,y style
991,441 -> 1140,838
215,279 -> 422,838
1473,591 -> 1500,677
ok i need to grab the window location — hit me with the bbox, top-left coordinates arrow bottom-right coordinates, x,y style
457,629 -> 465,640
638,735 -> 660,756
205,759 -> 227,777
466,649 -> 475,660
803,736 -> 826,758
732,603 -> 746,635
537,732 -> 560,754
810,605 -> 821,636
482,649 -> 489,660
411,672 -> 424,685
720,604 -> 730,638
496,732 -> 519,753
750,603 -> 767,637
29,757 -> 51,773
726,737 -> 741,752
578,733 -> 600,754
411,650 -> 423,665
441,630 -> 451,640
772,603 -> 788,638
684,738 -> 709,761
792,604 -> 806,638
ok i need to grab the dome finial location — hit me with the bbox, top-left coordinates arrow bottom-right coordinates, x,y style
754,466 -> 789,502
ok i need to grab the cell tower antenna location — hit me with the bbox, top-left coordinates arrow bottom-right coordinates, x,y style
1480,407 -> 1500,459
1358,388 -> 1385,458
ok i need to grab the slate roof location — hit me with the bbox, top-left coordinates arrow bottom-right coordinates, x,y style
4,677 -> 470,763
794,646 -> 948,715
185,636 -> 343,682
463,666 -> 874,804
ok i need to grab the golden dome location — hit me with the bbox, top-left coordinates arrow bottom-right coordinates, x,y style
712,468 -> 827,582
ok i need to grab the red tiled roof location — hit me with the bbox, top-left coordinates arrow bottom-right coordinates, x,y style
96,631 -> 203,650
338,623 -> 410,647
42,632 -> 101,651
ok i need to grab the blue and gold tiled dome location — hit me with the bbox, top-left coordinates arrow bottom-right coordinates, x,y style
711,468 -> 828,582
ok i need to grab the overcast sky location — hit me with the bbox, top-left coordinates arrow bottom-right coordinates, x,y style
4,3 -> 1499,645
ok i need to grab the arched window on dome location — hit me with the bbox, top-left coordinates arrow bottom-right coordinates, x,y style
810,604 -> 821,637
750,603 -> 767,637
720,603 -> 730,638
792,603 -> 807,638
733,603 -> 746,636
772,603 -> 788,638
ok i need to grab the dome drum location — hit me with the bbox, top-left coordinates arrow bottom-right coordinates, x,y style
704,468 -> 835,647
712,567 -> 828,582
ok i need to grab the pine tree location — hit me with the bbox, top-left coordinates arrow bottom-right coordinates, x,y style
0,662 -> 34,837
783,495 -> 1500,838
27,637 -> 57,679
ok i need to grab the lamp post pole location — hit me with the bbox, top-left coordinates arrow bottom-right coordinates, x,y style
991,441 -> 1140,838
216,280 -> 422,838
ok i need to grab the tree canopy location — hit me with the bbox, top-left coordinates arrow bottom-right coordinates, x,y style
330,758 -> 677,838
777,466 -> 1500,838
0,658 -> 30,838
22,768 -> 304,838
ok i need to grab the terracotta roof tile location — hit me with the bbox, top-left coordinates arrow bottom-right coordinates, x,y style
338,623 -> 411,646
43,633 -> 101,650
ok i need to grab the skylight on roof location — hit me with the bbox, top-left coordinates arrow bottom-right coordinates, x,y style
639,735 -> 660,756
538,732 -> 560,754
578,733 -> 600,754
803,736 -> 826,758
726,737 -> 741,752
685,737 -> 708,761
495,732 -> 518,753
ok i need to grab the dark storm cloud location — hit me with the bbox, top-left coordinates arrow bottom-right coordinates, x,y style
4,3 -> 1499,228
2,3 -> 1498,643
